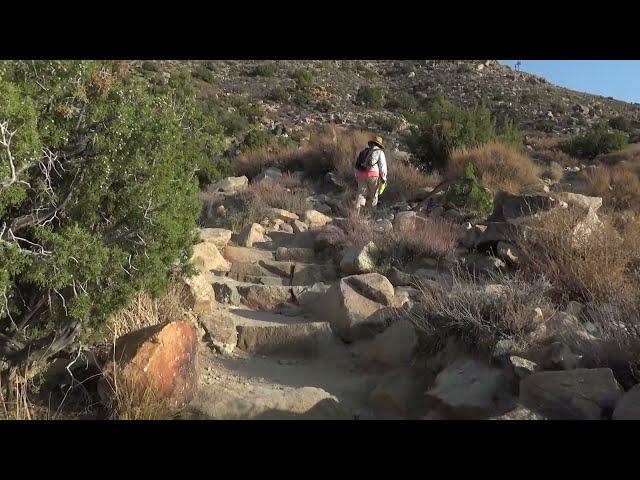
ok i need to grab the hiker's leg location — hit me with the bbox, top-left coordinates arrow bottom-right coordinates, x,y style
354,178 -> 367,215
367,178 -> 379,208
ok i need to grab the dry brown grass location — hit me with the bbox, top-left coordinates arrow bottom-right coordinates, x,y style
532,149 -> 580,168
202,174 -> 314,232
577,163 -> 640,212
101,366 -> 175,420
339,212 -> 459,268
107,283 -> 192,339
447,142 -> 541,194
516,207 -> 640,304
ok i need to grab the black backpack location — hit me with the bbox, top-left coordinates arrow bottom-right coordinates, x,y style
355,147 -> 376,171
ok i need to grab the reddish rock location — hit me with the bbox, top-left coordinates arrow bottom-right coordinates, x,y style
103,321 -> 199,409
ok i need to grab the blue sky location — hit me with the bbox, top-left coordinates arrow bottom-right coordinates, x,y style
499,61 -> 640,104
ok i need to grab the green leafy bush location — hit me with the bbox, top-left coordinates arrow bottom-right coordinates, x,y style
193,64 -> 215,83
267,86 -> 289,102
291,69 -> 313,88
367,114 -> 401,133
293,89 -> 312,106
250,62 -> 277,77
0,61 -> 224,358
355,86 -> 385,108
560,123 -> 629,159
609,115 -> 632,133
445,163 -> 494,218
405,92 -> 520,169
141,61 -> 159,72
385,91 -> 417,112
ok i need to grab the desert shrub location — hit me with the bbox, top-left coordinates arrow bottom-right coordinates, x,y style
216,110 -> 249,136
597,147 -> 640,166
516,207 -> 640,304
291,68 -> 313,88
385,91 -> 417,112
532,148 -> 579,168
408,271 -> 554,355
447,141 -> 540,194
193,64 -> 215,83
444,163 -> 494,218
141,61 -> 159,72
406,93 -> 521,169
339,212 -> 459,268
550,101 -> 567,114
356,63 -> 376,79
267,86 -> 289,102
249,62 -> 277,77
227,96 -> 263,123
609,115 -> 632,133
203,176 -> 312,232
541,162 -> 564,182
233,147 -> 305,178
101,366 -> 175,420
293,89 -> 312,106
355,86 -> 385,108
560,123 -> 629,159
0,61 -> 220,361
577,164 -> 640,212
315,99 -> 333,113
520,90 -> 540,104
367,114 -> 401,132
534,119 -> 555,133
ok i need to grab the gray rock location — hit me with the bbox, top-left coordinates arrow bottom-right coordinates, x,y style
426,358 -> 515,419
207,176 -> 248,193
520,368 -> 623,420
613,383 -> 640,420
340,241 -> 378,275
212,281 -> 241,305
253,167 -> 282,183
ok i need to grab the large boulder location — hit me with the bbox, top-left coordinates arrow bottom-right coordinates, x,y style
100,321 -> 199,409
191,242 -> 231,274
237,223 -> 269,248
340,241 -> 378,275
207,176 -> 248,193
323,273 -> 394,342
519,368 -> 623,420
490,192 -> 558,223
613,384 -> 640,420
361,320 -> 418,367
426,358 -> 515,419
198,228 -> 233,249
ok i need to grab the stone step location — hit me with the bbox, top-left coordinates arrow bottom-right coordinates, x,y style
223,246 -> 275,263
231,308 -> 332,358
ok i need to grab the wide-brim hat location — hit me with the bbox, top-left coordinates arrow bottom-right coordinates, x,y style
368,136 -> 384,149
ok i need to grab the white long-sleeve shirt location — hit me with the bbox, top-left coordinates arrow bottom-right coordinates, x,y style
367,146 -> 387,181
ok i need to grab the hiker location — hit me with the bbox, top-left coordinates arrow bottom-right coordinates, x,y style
354,136 -> 387,214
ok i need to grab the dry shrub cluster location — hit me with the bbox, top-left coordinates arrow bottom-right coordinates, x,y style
100,366 -> 175,420
106,283 -> 192,339
338,212 -> 459,268
516,207 -> 640,305
577,148 -> 640,212
203,174 -> 314,232
408,271 -> 553,355
447,141 -> 541,194
531,149 -> 580,168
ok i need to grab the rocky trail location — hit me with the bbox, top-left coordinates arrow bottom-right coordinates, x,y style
180,224 -> 431,420
87,168 -> 640,421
